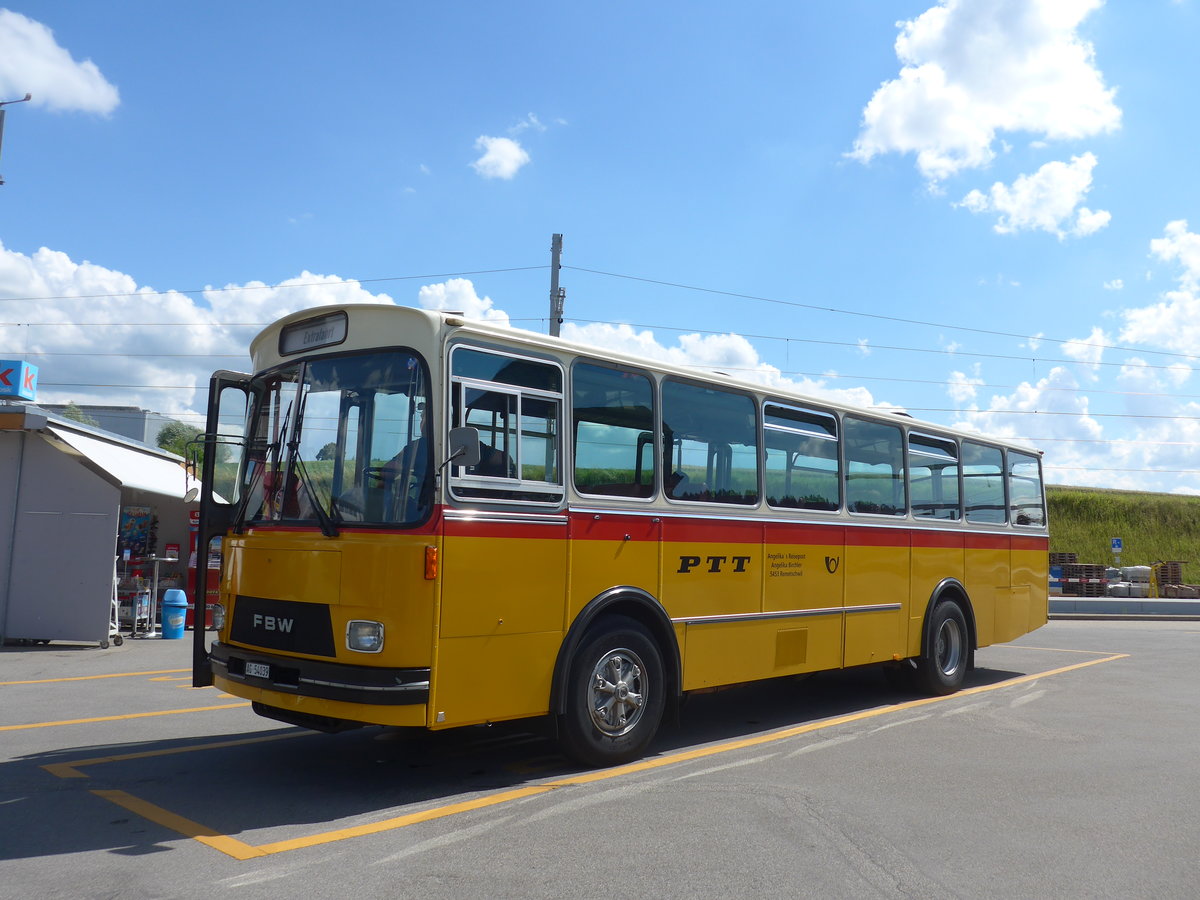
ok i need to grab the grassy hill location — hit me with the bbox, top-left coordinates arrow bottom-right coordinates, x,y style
1048,485 -> 1200,581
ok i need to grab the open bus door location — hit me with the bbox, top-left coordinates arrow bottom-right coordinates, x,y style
192,370 -> 253,687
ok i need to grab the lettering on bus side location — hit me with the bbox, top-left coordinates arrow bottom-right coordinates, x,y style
677,555 -> 752,574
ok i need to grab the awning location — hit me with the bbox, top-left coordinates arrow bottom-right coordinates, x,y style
47,426 -> 193,498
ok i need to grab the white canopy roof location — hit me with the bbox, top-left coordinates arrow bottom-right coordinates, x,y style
48,426 -> 193,498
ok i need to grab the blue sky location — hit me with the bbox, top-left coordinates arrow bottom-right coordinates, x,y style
3,1 -> 1200,492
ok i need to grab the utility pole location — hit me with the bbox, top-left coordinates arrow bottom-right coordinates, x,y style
548,233 -> 565,337
0,93 -> 32,187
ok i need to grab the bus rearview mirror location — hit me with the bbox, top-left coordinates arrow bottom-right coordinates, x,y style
448,426 -> 481,468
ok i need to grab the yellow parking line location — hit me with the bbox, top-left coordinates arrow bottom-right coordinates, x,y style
1,702 -> 250,732
256,786 -> 557,854
0,669 -> 190,686
545,654 -> 1130,787
71,652 -> 1127,859
92,790 -> 267,860
43,731 -> 305,779
1017,645 -> 1121,654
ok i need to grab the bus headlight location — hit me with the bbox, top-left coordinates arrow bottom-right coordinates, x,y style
347,620 -> 385,653
211,604 -> 226,631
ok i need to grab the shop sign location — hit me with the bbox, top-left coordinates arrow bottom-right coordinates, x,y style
0,360 -> 37,401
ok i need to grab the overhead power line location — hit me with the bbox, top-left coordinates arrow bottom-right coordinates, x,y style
0,266 -> 547,304
565,317 -> 1192,374
3,258 -> 1194,367
564,266 -> 1200,365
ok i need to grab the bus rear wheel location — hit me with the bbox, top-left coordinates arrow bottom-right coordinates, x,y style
915,600 -> 968,696
559,617 -> 664,768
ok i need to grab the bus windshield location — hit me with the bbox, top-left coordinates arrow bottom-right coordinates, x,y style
236,350 -> 432,530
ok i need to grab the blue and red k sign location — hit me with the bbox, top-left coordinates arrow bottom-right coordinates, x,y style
0,360 -> 38,401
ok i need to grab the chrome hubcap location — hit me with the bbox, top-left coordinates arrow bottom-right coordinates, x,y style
935,617 -> 964,676
588,648 -> 647,737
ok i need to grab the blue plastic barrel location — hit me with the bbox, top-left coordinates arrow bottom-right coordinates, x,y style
161,589 -> 188,640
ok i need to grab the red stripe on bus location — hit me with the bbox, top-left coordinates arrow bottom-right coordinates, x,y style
763,522 -> 845,545
661,518 -> 764,544
1012,535 -> 1050,551
910,531 -> 965,550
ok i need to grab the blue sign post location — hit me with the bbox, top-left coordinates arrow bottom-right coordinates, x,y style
0,360 -> 38,401
1112,537 -> 1123,566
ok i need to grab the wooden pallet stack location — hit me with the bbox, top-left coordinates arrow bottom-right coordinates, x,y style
1061,563 -> 1106,597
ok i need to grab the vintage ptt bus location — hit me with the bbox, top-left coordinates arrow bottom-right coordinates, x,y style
192,304 -> 1048,766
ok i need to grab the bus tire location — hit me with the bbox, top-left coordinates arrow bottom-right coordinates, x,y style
559,616 -> 665,768
915,599 -> 968,696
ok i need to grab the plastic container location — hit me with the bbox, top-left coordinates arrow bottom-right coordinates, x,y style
161,589 -> 188,640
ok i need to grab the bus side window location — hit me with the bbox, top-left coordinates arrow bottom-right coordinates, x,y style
962,441 -> 1006,524
661,379 -> 759,505
572,361 -> 656,498
1008,450 -> 1046,527
763,403 -> 840,511
449,345 -> 564,504
845,416 -> 906,516
908,433 -> 961,521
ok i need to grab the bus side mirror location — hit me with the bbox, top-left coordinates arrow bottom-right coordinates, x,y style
447,426 -> 481,468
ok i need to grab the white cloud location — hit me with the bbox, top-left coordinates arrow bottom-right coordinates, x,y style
1167,363 -> 1192,387
559,321 -> 894,411
849,0 -> 1120,183
0,10 -> 119,114
1061,326 -> 1109,383
957,153 -> 1110,237
1103,278 -> 1123,291
1120,220 -> 1200,353
951,366 -> 1103,484
1149,219 -> 1200,292
509,113 -> 546,135
470,136 -> 530,180
948,368 -> 984,403
0,240 -> 396,418
416,277 -> 510,326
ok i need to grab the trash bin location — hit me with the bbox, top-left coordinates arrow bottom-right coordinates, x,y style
162,589 -> 188,640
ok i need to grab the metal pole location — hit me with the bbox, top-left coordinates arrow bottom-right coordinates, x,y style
0,94 -> 33,186
549,234 -> 564,337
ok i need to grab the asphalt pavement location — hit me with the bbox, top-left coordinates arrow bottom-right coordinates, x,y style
3,620 -> 1198,899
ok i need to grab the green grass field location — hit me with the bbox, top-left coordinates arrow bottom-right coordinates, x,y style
1048,484 -> 1200,581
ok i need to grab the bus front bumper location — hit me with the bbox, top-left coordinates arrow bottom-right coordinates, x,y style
209,641 -> 431,707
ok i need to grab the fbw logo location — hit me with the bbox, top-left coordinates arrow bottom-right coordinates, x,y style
252,613 -> 294,633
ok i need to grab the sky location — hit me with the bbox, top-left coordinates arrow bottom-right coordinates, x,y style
3,1 -> 1200,492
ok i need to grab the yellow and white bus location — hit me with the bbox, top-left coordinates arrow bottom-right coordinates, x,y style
193,304 -> 1048,766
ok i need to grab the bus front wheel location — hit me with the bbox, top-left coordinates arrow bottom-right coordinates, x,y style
915,600 -> 968,696
559,617 -> 665,768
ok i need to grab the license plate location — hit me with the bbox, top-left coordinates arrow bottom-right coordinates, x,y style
244,661 -> 271,679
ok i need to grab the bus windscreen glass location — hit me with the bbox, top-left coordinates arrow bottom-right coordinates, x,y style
237,350 -> 432,529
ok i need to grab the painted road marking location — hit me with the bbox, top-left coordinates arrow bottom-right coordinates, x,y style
0,668 -> 190,686
42,731 -> 305,779
44,651 -> 1128,860
1,702 -> 251,732
93,790 -> 267,860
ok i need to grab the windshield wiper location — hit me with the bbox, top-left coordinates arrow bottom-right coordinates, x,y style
286,375 -> 338,537
288,442 -> 338,537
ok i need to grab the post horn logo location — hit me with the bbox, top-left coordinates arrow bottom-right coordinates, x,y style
824,556 -> 840,574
